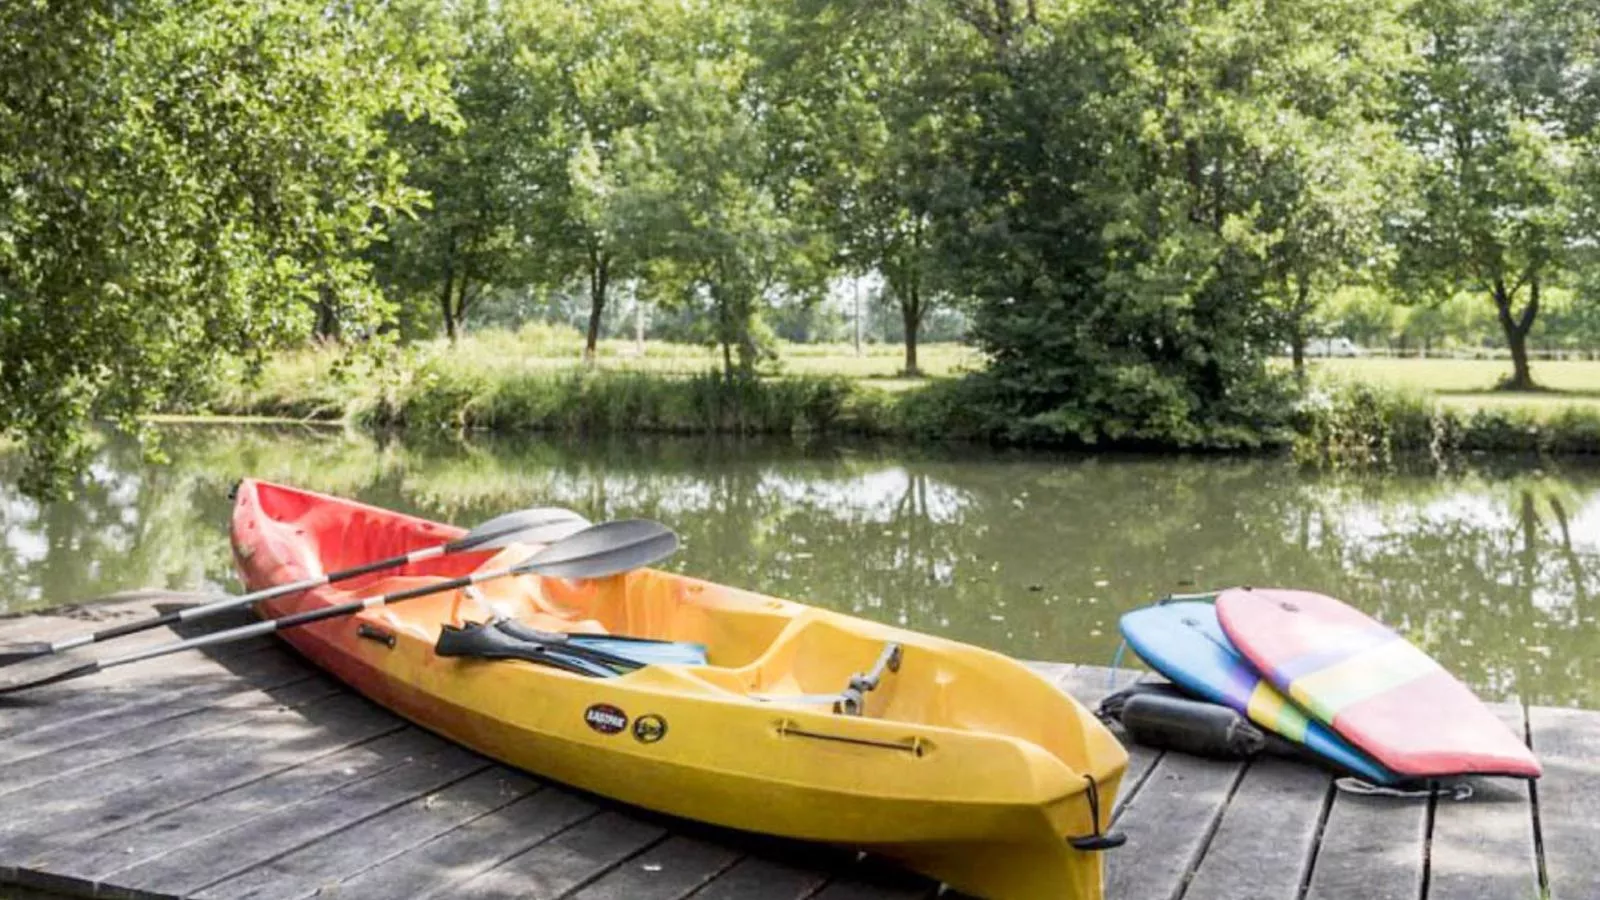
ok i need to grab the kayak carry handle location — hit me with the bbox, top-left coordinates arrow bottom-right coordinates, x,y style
774,719 -> 928,756
1067,774 -> 1126,852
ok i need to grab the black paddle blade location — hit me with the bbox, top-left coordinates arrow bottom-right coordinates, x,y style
0,642 -> 53,668
0,660 -> 103,697
517,519 -> 679,580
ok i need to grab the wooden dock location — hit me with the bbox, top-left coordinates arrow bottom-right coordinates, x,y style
0,597 -> 1586,900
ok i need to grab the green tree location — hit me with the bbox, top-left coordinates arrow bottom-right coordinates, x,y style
774,2 -> 978,376
1394,0 -> 1587,388
1326,286 -> 1404,349
0,0 -> 445,490
1262,116 -> 1412,374
374,1 -> 547,341
617,4 -> 828,377
510,0 -> 687,361
947,0 -> 1408,446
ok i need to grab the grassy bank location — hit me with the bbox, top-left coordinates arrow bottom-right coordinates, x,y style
193,328 -> 1600,461
1308,357 -> 1600,416
201,329 -> 950,436
1293,383 -> 1600,465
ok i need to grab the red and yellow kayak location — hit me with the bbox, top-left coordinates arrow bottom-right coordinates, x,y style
230,478 -> 1126,899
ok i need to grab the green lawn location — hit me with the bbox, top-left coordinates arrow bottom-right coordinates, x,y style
533,337 -> 981,381
205,331 -> 982,416
1308,357 -> 1600,416
215,329 -> 1600,424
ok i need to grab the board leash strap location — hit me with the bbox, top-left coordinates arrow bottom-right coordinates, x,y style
1335,777 -> 1474,801
1106,588 -> 1222,691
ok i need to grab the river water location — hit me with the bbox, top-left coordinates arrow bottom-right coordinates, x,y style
2,425 -> 1597,706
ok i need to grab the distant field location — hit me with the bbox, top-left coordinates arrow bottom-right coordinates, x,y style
459,336 -> 983,392
216,330 -> 1600,424
207,332 -> 984,417
543,338 -> 982,383
1308,357 -> 1600,415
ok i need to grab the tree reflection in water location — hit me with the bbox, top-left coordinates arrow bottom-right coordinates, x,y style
1,426 -> 1596,705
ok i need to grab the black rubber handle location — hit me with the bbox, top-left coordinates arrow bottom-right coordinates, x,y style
1069,832 -> 1128,852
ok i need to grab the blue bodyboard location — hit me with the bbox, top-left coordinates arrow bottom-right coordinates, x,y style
1119,601 -> 1396,785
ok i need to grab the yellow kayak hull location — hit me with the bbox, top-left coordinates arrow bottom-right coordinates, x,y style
231,479 -> 1127,899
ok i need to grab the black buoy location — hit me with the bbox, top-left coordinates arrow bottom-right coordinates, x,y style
1112,689 -> 1268,760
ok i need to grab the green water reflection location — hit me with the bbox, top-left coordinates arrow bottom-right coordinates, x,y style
1,426 -> 1597,706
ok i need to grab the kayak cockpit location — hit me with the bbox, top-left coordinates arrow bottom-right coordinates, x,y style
242,482 -> 1112,783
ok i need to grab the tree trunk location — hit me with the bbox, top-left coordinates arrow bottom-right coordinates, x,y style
455,276 -> 473,340
584,250 -> 610,363
1493,273 -> 1539,390
314,288 -> 340,341
901,286 -> 922,377
736,296 -> 759,375
1288,273 -> 1310,380
717,289 -> 734,380
438,269 -> 457,342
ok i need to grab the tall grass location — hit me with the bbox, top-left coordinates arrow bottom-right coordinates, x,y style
1293,383 -> 1600,465
363,367 -> 878,436
193,328 -> 1600,462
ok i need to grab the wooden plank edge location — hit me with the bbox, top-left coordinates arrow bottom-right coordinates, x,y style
1174,758 -> 1253,896
1293,776 -> 1340,899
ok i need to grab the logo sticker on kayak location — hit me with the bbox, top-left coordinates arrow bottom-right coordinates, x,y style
633,714 -> 667,744
584,703 -> 628,735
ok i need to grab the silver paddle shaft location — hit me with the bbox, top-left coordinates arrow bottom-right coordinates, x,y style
45,543 -> 452,654
95,560 -> 523,669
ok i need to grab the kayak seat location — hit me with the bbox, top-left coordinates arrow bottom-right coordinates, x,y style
458,557 -> 796,670
750,641 -> 902,716
718,614 -> 908,717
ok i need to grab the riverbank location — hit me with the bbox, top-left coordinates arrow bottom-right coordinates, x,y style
188,331 -> 1600,463
1294,383 -> 1600,464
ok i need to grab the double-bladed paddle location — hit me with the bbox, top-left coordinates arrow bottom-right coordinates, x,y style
0,517 -> 678,696
0,506 -> 591,668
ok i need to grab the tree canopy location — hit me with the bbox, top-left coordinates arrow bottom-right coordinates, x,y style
4,0 -> 1600,486
0,0 -> 448,488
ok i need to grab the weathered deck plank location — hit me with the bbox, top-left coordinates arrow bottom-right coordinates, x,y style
0,679 -> 348,844
0,690 -> 401,870
0,637 -> 281,745
1425,704 -> 1540,900
449,809 -> 666,900
1300,790 -> 1428,900
686,856 -> 830,900
19,727 -> 448,888
1102,752 -> 1247,900
107,744 -> 490,898
566,835 -> 739,900
1529,705 -> 1600,900
0,649 -> 308,767
0,657 -> 316,796
1181,757 -> 1332,900
0,599 -> 1562,900
191,768 -> 539,900
331,788 -> 605,900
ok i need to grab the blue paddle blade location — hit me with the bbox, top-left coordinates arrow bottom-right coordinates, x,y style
568,637 -> 708,667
